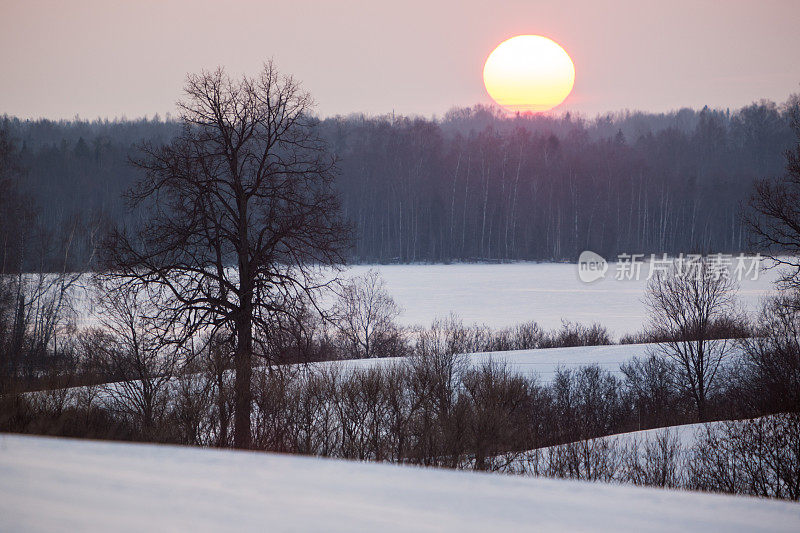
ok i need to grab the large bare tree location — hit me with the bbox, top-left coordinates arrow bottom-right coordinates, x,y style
102,64 -> 350,448
645,260 -> 740,421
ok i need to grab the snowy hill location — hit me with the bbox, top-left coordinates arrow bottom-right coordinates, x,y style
496,421 -> 710,477
316,342 -> 655,383
1,433 -> 797,532
54,342 -> 655,403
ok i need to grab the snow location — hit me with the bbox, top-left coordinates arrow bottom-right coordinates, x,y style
70,261 -> 780,338
592,421 -> 709,450
41,343 -> 660,412
1,433 -> 798,532
499,419 -> 767,480
49,343 -> 736,409
316,343 -> 657,384
340,262 -> 779,335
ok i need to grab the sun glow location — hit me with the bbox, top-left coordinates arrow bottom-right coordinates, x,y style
483,35 -> 575,113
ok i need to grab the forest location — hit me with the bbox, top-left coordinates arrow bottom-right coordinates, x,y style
1,95 -> 797,270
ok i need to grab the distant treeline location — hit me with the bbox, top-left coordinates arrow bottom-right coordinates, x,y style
2,97 -> 798,267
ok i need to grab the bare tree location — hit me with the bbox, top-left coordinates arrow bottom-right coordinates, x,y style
85,280 -> 182,437
102,64 -> 350,448
625,429 -> 684,488
334,269 -> 403,359
645,260 -> 740,421
407,316 -> 470,466
738,290 -> 800,413
622,355 -> 680,429
689,414 -> 800,500
462,360 -> 530,471
746,106 -> 800,291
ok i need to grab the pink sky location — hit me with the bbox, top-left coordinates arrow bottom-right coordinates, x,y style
1,0 -> 798,120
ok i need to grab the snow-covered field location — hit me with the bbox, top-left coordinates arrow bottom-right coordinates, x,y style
53,344 -> 656,409
52,343 -> 740,409
498,415 -> 800,501
1,433 -> 797,532
501,421 -> 710,476
316,342 -> 656,383
585,421 -> 707,450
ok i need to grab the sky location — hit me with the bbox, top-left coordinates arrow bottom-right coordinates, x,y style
1,0 -> 798,120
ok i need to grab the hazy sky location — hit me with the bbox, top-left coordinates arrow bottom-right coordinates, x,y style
1,0 -> 798,120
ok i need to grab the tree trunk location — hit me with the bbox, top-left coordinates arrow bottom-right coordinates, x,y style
218,378 -> 229,448
696,395 -> 707,423
233,311 -> 253,449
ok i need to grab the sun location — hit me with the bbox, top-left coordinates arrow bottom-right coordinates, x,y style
483,35 -> 575,114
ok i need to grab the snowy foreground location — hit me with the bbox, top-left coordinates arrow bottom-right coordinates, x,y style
1,434 -> 798,532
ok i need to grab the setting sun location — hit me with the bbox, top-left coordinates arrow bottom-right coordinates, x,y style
483,35 -> 575,113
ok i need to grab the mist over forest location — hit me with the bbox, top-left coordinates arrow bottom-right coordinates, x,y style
2,96 -> 797,270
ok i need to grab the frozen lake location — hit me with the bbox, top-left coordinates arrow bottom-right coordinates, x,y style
69,260 -> 783,339
340,261 -> 781,336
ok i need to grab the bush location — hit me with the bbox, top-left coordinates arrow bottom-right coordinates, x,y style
688,413 -> 800,500
539,321 -> 612,348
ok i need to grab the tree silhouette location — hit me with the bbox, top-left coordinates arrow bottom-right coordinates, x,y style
102,63 -> 350,448
747,103 -> 800,291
